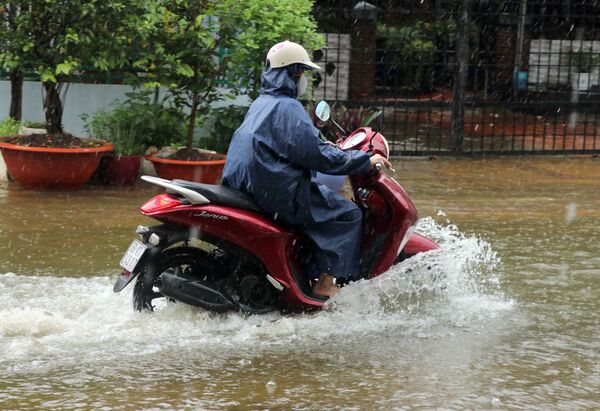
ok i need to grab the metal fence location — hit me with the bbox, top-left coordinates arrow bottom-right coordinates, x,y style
313,0 -> 600,155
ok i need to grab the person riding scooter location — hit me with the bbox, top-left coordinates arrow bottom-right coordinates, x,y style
222,41 -> 391,297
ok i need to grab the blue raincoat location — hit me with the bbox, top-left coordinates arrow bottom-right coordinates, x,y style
222,65 -> 371,278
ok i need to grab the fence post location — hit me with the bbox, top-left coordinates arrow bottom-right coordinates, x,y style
513,0 -> 528,98
349,2 -> 379,99
452,0 -> 470,153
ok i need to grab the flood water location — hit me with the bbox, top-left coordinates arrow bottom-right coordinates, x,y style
1,157 -> 599,409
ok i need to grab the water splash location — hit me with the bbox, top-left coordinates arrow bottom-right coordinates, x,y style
0,217 -> 512,373
0,307 -> 70,337
329,216 -> 509,324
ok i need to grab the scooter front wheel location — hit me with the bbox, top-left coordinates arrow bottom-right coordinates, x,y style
132,247 -> 218,312
394,251 -> 415,265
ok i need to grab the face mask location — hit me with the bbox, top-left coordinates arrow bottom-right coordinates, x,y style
297,74 -> 308,97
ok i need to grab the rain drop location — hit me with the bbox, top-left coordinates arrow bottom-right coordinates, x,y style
566,202 -> 576,224
266,380 -> 277,395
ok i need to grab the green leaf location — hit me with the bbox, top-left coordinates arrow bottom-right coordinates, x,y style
175,65 -> 194,77
41,71 -> 57,83
55,63 -> 72,75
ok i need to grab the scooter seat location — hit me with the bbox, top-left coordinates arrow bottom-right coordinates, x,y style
171,180 -> 263,213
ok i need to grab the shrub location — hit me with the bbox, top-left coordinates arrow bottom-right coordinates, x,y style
195,105 -> 249,154
566,48 -> 600,73
82,90 -> 186,156
377,22 -> 438,93
0,117 -> 20,136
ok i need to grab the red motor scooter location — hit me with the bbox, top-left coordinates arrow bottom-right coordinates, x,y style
113,101 -> 438,313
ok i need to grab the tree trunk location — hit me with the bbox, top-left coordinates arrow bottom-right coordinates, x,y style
43,82 -> 63,134
186,63 -> 200,153
9,71 -> 23,121
153,85 -> 160,104
186,96 -> 199,152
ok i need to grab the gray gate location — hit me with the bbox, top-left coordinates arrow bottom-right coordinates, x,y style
313,0 -> 600,155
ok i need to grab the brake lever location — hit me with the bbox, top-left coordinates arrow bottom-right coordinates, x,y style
374,162 -> 396,173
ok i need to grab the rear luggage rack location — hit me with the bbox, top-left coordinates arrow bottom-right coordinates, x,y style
141,175 -> 211,205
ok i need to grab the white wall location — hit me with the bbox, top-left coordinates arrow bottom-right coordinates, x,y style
0,81 -> 142,136
0,80 -> 250,136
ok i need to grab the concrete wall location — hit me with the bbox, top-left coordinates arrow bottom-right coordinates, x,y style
0,80 -> 250,135
0,81 -> 142,136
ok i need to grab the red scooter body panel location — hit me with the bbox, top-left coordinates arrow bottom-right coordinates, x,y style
404,233 -> 439,255
142,203 -> 325,310
350,171 -> 419,278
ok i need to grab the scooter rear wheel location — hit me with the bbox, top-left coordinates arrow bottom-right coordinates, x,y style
133,247 -> 217,311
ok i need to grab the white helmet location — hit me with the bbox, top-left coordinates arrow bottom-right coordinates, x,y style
266,40 -> 321,70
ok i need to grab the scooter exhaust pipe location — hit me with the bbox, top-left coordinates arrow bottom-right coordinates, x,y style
158,272 -> 237,313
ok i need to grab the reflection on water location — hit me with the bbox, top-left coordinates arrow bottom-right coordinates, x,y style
1,157 -> 599,409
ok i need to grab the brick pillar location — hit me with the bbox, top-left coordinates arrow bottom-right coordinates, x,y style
349,22 -> 376,99
349,3 -> 378,99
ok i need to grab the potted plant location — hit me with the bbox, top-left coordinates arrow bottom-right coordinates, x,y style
83,108 -> 145,186
567,47 -> 600,92
140,1 -> 239,183
142,0 -> 323,183
83,91 -> 186,185
0,133 -> 113,189
0,0 -> 148,189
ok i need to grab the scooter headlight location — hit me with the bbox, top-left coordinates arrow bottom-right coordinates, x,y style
341,130 -> 367,150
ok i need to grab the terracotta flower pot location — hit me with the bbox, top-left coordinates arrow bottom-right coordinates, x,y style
145,152 -> 226,184
98,155 -> 141,185
0,139 -> 113,189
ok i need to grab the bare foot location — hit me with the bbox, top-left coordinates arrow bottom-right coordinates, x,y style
312,273 -> 340,297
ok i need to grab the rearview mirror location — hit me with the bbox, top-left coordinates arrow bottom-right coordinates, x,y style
315,100 -> 331,122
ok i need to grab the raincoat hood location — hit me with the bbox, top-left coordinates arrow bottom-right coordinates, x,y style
260,65 -> 298,98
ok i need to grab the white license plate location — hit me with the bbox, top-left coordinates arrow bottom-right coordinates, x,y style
119,240 -> 148,272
